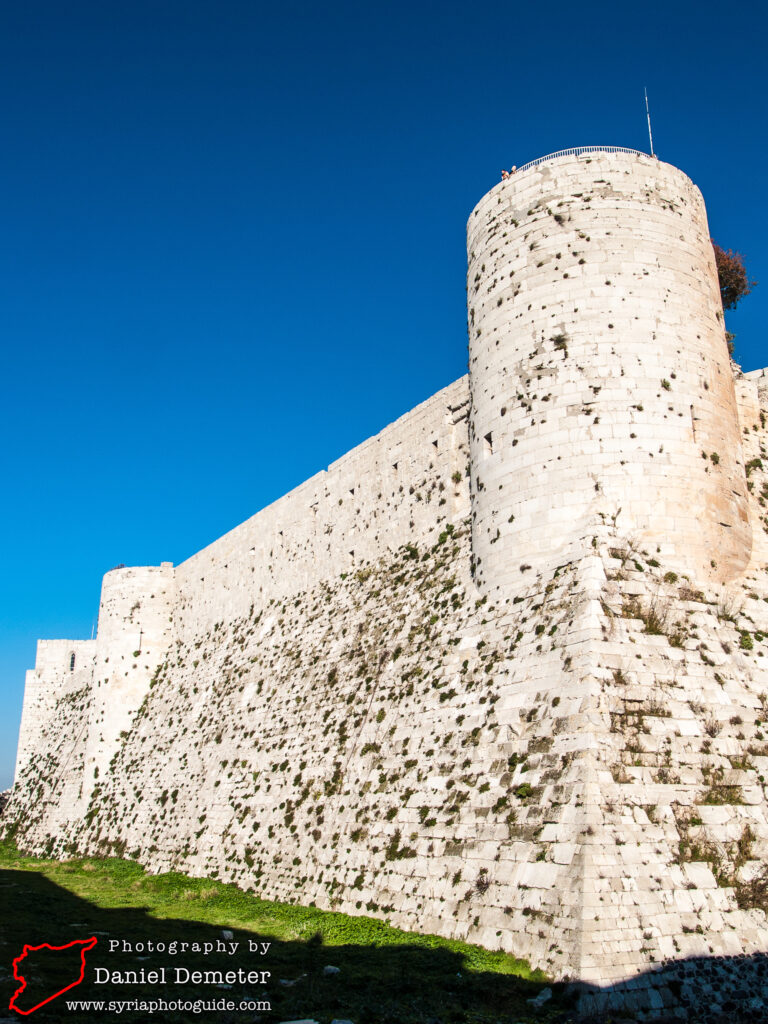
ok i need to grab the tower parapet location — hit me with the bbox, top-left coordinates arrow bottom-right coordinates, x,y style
467,149 -> 751,599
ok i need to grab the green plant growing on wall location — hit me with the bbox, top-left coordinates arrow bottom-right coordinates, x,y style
712,241 -> 756,356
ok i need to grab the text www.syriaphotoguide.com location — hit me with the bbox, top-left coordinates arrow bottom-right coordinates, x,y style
65,997 -> 270,1014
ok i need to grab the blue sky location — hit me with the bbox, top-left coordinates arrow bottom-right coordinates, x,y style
1,0 -> 766,789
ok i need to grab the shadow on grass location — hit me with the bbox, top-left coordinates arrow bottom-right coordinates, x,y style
0,868 -> 563,1024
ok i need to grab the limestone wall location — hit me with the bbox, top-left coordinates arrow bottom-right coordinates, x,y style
10,489 -> 768,1002
173,377 -> 470,639
12,381 -> 471,802
467,151 -> 751,602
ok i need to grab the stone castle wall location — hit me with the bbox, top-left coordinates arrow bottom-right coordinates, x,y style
14,378 -> 471,827
173,377 -> 470,639
7,149 -> 768,1016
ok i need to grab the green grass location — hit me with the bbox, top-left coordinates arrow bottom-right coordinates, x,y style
0,840 -> 563,1023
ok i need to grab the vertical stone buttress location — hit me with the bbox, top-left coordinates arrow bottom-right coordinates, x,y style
467,151 -> 751,600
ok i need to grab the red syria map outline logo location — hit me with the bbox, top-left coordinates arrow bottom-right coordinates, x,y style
10,936 -> 98,1015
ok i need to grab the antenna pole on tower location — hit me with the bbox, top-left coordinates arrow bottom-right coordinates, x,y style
645,87 -> 655,157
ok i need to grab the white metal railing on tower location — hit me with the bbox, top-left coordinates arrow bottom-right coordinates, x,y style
515,146 -> 647,174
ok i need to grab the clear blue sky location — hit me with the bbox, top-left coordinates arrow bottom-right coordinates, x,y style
1,0 -> 766,789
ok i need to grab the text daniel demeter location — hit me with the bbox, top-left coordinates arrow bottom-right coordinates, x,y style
94,966 -> 272,985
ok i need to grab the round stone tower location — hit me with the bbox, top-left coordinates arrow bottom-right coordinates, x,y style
466,148 -> 751,599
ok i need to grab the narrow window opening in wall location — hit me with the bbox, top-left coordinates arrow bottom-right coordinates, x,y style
690,405 -> 697,440
70,653 -> 75,672
484,432 -> 494,456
